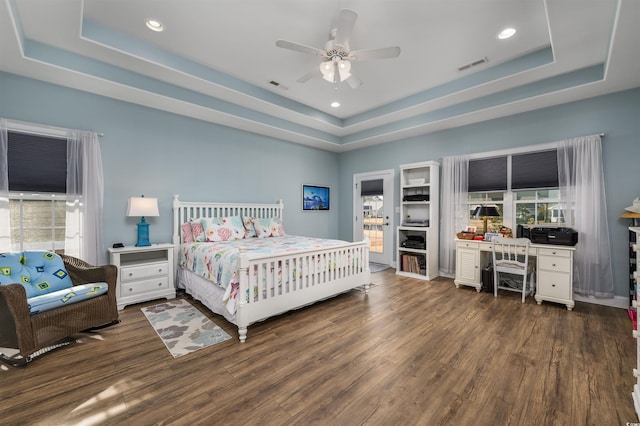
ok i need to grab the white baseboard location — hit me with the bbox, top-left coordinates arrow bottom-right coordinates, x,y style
573,294 -> 629,309
414,268 -> 628,309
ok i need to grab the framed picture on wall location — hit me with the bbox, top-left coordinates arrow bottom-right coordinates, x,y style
302,184 -> 330,211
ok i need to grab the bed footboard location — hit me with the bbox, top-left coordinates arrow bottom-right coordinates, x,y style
236,241 -> 370,342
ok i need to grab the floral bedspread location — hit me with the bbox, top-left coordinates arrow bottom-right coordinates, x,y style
179,235 -> 348,314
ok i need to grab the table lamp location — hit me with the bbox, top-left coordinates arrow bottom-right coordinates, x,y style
473,205 -> 501,234
127,195 -> 159,247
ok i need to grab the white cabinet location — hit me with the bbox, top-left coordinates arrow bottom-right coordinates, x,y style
534,247 -> 574,310
454,240 -> 481,291
396,161 -> 439,280
108,243 -> 175,310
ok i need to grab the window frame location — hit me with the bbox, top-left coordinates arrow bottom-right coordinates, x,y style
5,125 -> 70,253
8,192 -> 68,253
465,142 -> 571,233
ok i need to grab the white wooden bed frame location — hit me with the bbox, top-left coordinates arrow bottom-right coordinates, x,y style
172,195 -> 371,342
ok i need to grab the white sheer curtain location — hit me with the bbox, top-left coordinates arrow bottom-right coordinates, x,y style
557,134 -> 613,297
65,130 -> 104,265
0,119 -> 10,252
440,154 -> 469,276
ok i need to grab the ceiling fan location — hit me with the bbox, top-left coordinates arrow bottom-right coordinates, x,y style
275,9 -> 401,88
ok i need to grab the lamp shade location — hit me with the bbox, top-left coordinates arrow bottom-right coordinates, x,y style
473,206 -> 500,218
127,196 -> 159,217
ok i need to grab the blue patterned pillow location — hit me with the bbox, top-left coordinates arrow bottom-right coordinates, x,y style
0,251 -> 73,298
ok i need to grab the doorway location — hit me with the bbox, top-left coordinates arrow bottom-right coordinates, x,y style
353,170 -> 394,266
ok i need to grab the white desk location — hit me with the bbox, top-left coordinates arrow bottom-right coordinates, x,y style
454,239 -> 575,310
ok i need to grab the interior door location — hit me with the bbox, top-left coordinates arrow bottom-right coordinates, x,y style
353,170 -> 394,265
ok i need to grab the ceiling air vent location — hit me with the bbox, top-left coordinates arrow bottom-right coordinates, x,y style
458,57 -> 488,72
269,80 -> 288,90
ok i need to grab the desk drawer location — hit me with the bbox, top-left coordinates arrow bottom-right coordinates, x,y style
457,241 -> 479,250
121,276 -> 170,296
538,256 -> 571,273
121,261 -> 169,282
537,270 -> 571,300
537,247 -> 571,258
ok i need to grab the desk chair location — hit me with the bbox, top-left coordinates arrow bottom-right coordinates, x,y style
492,237 -> 535,303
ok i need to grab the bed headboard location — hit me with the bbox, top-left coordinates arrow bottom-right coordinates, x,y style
172,195 -> 284,246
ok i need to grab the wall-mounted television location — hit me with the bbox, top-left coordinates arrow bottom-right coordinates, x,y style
302,184 -> 330,211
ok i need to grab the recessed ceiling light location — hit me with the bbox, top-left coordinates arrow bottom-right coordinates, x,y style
331,102 -> 340,108
498,28 -> 516,40
146,19 -> 164,32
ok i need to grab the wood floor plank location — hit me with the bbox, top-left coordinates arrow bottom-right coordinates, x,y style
0,269 -> 637,425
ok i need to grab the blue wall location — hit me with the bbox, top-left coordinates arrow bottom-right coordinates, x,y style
2,70 -> 640,298
339,87 -> 640,298
0,72 -> 340,256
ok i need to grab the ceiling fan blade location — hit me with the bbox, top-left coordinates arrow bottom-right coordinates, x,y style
349,46 -> 401,62
276,40 -> 326,57
333,9 -> 358,48
297,67 -> 322,83
347,74 -> 362,89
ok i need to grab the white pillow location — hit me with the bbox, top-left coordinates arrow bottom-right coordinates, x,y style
252,217 -> 285,238
204,216 -> 245,242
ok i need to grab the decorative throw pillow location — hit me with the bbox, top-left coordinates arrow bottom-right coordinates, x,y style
242,216 -> 257,238
190,219 -> 206,242
252,217 -> 285,238
0,251 -> 73,298
204,216 -> 246,242
181,222 -> 194,243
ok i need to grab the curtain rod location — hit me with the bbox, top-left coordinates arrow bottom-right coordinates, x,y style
463,132 -> 606,160
3,118 -> 104,138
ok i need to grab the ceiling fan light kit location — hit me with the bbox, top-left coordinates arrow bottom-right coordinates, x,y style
320,57 -> 352,83
276,8 -> 400,88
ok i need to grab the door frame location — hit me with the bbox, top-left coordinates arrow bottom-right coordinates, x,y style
353,169 -> 394,266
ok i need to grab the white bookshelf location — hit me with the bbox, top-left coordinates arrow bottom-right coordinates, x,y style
396,161 -> 439,280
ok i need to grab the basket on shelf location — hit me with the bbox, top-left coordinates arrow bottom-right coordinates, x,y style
456,232 -> 475,240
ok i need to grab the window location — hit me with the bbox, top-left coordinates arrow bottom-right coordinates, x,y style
361,179 -> 384,254
9,194 -> 67,252
512,151 -> 558,189
7,131 -> 68,252
468,192 -> 504,232
467,148 -> 569,233
468,157 -> 507,192
515,189 -> 565,225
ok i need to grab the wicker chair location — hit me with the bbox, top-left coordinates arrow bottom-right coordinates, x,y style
0,254 -> 119,366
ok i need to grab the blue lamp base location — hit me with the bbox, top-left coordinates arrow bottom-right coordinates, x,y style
136,217 -> 151,247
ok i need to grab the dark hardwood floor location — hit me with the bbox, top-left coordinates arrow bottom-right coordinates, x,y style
1,270 -> 637,425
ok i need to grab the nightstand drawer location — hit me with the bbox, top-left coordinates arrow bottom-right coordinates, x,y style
537,270 -> 571,299
121,261 -> 169,282
538,256 -> 571,273
121,276 -> 170,296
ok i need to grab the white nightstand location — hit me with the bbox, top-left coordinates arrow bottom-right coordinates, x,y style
108,243 -> 175,310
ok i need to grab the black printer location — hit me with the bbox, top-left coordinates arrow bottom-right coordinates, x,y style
528,227 -> 578,246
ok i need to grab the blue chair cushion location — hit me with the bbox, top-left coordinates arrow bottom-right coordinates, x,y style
27,282 -> 109,315
0,251 -> 74,298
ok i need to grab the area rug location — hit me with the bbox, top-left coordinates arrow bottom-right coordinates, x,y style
141,299 -> 231,358
370,262 -> 391,273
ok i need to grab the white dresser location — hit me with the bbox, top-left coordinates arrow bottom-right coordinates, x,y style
108,243 -> 175,310
454,239 -> 575,310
